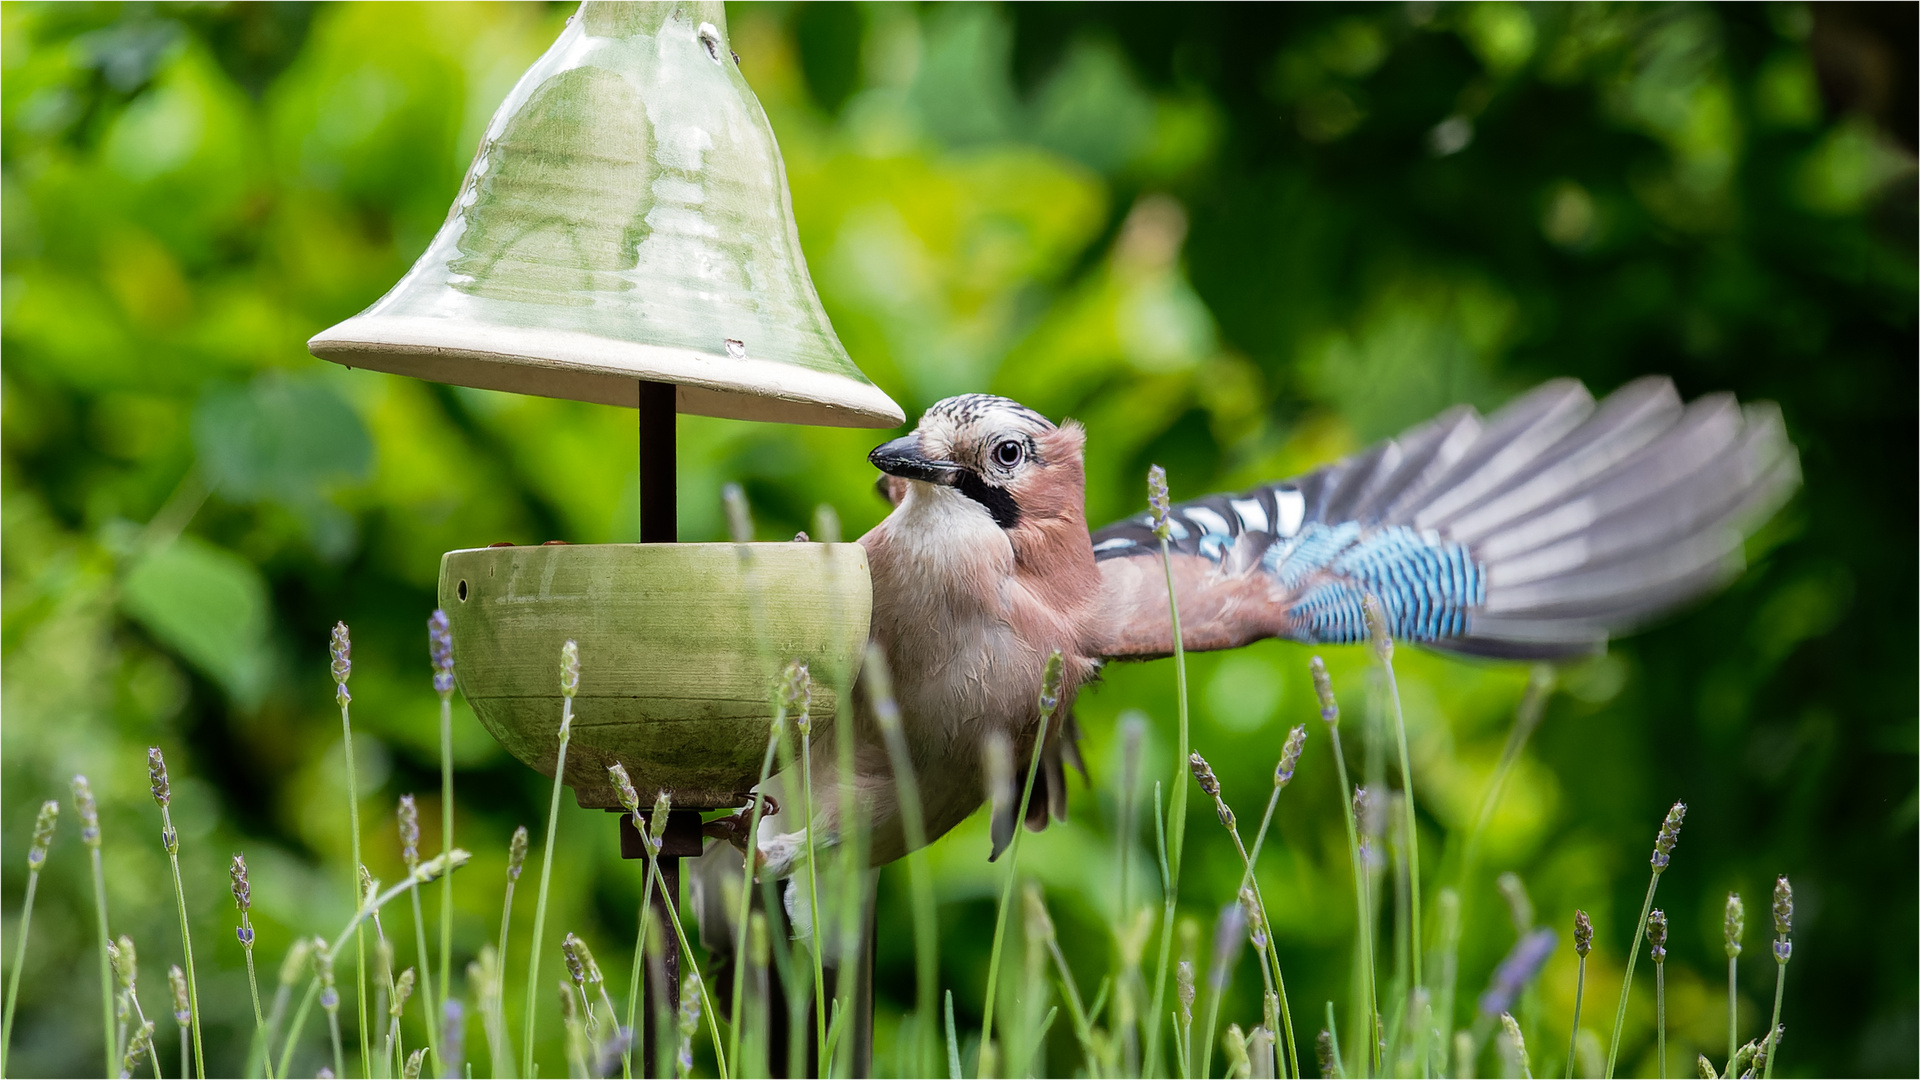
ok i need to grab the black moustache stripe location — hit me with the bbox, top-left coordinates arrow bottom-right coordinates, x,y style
956,471 -> 1020,529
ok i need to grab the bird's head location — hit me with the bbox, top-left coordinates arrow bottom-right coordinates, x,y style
869,394 -> 1086,531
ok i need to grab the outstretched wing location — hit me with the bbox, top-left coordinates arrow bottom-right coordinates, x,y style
1088,377 -> 1800,661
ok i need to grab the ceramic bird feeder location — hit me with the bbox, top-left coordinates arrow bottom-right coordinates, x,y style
310,0 -> 899,811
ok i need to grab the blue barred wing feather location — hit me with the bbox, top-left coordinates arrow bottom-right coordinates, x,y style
1088,377 -> 1799,660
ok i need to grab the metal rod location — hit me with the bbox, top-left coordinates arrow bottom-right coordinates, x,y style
621,810 -> 703,1077
639,380 -> 676,543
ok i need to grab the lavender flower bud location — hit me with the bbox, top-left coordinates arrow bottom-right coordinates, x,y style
608,763 -> 642,818
1478,927 -> 1558,1017
677,968 -> 703,1075
393,968 -> 416,1016
1223,1023 -> 1249,1078
1147,465 -> 1172,540
1362,594 -> 1394,661
27,800 -> 57,872
428,610 -> 455,696
1274,725 -> 1308,789
1772,875 -> 1792,963
1725,892 -> 1744,959
1353,787 -> 1381,865
1240,887 -> 1268,951
1176,960 -> 1196,1024
1574,909 -> 1593,958
147,746 -> 170,808
577,938 -> 604,988
783,660 -> 812,736
560,640 -> 580,700
330,622 -> 352,705
110,935 -> 138,992
1499,1012 -> 1529,1076
507,826 -> 529,881
1316,1030 -> 1335,1077
1188,752 -> 1220,798
403,1048 -> 426,1079
562,932 -> 602,988
1651,801 -> 1686,871
1753,1026 -> 1783,1072
1698,1053 -> 1716,1078
649,789 -> 672,855
1309,656 -> 1339,725
677,968 -> 703,1035
169,964 -> 191,1027
398,794 -> 420,868
1648,909 -> 1667,963
1208,902 -> 1247,992
278,937 -> 312,988
123,1020 -> 156,1077
72,775 -> 100,848
1039,650 -> 1065,715
359,864 -> 377,907
314,939 -> 338,1012
230,853 -> 251,912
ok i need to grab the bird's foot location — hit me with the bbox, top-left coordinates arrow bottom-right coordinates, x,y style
701,797 -> 781,858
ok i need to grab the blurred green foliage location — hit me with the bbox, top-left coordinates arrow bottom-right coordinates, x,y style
2,2 -> 1913,1076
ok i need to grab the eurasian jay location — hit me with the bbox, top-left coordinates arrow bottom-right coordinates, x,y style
747,377 -> 1798,883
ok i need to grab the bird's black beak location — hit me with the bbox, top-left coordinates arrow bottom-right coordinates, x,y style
869,434 -> 964,486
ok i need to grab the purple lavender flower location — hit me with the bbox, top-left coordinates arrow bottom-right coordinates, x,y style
1274,725 -> 1308,789
230,854 -> 251,912
330,622 -> 352,706
1189,752 -> 1220,798
1309,657 -> 1338,725
1478,927 -> 1559,1017
1651,800 -> 1686,871
428,610 -> 454,696
27,800 -> 57,872
1208,903 -> 1247,991
1147,466 -> 1172,540
1773,875 -> 1793,964
148,747 -> 171,807
398,795 -> 420,868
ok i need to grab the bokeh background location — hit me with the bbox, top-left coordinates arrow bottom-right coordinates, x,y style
3,2 -> 1914,1076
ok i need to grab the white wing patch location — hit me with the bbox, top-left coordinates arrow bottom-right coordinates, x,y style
1230,498 -> 1268,534
1274,488 -> 1306,538
1185,506 -> 1233,539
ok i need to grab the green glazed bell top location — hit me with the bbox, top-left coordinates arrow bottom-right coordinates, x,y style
309,1 -> 903,429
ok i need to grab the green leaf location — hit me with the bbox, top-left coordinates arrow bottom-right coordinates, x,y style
121,535 -> 272,708
193,373 -> 371,501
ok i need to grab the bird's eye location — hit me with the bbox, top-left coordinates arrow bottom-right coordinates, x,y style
993,440 -> 1024,468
